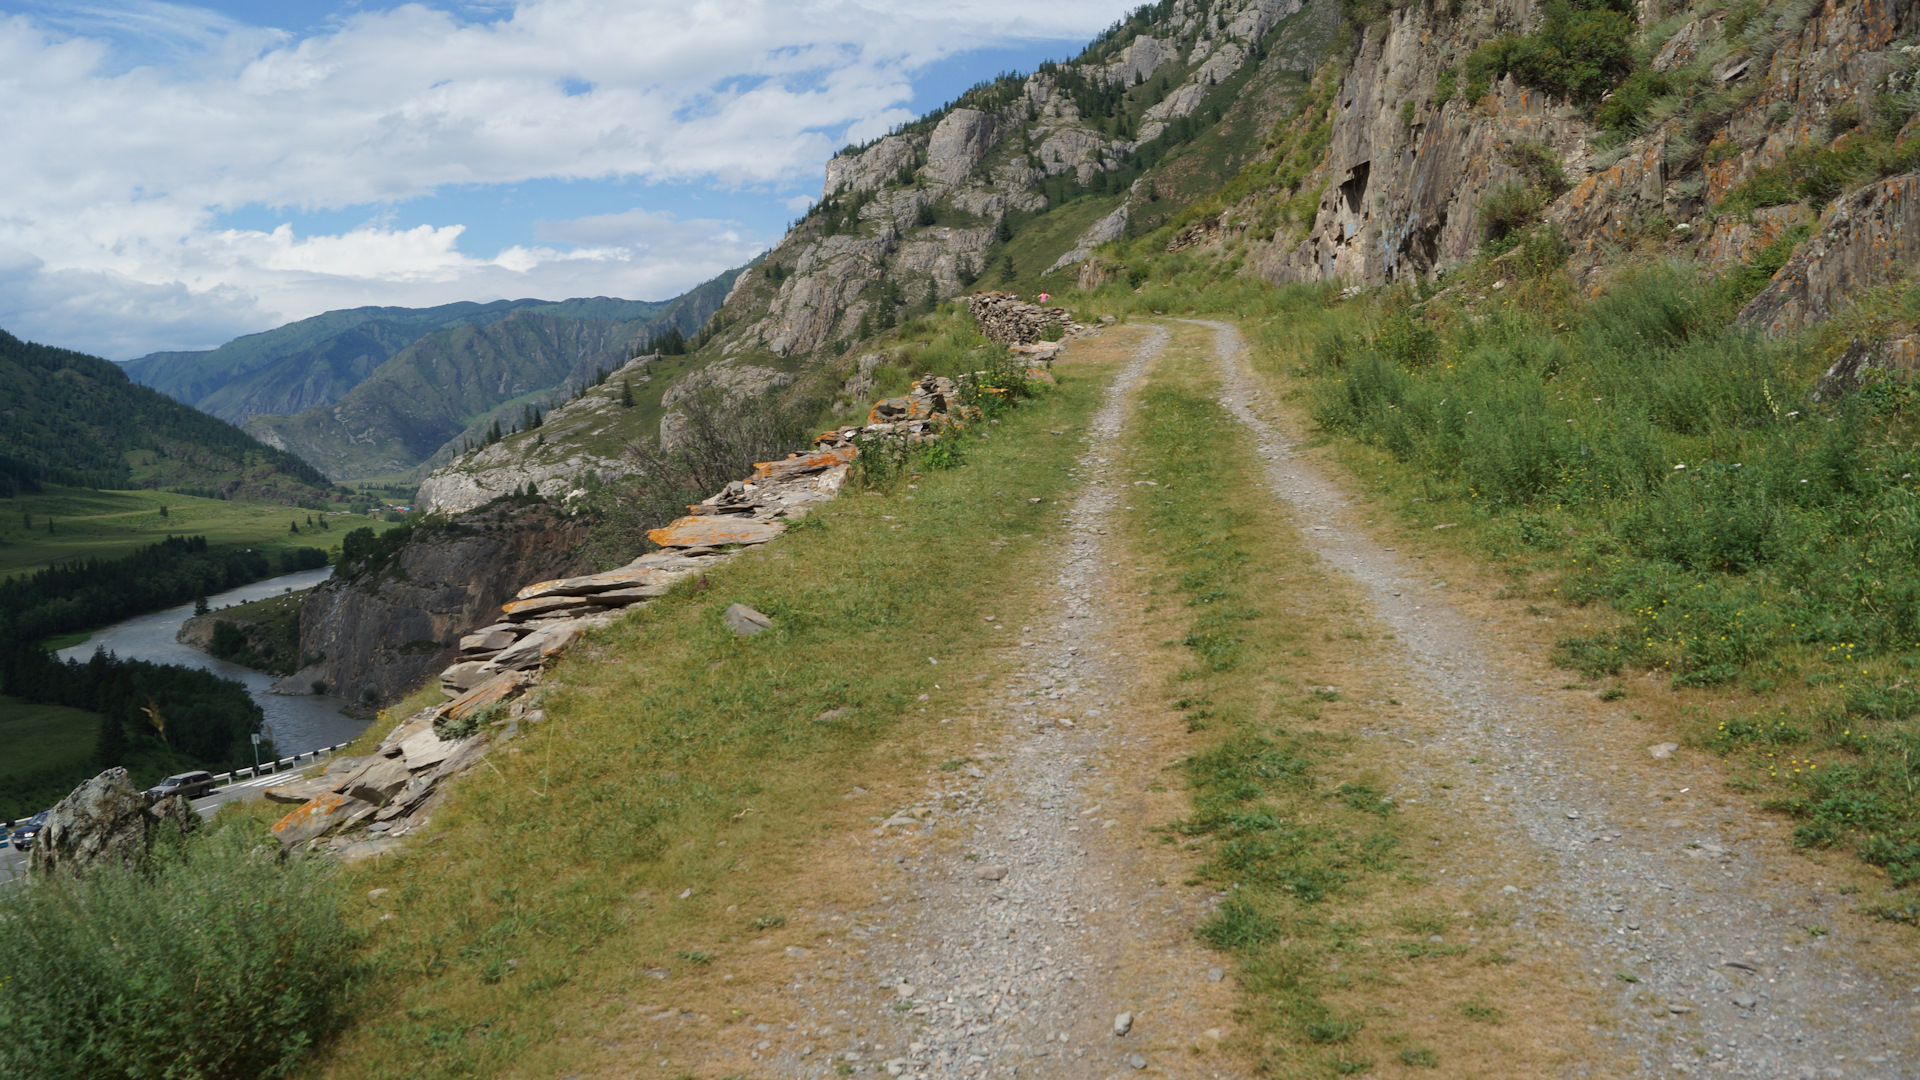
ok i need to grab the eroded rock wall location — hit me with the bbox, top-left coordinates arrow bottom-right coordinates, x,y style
298,502 -> 591,706
1233,0 -> 1920,310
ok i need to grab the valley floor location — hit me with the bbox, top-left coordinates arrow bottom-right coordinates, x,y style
324,323 -> 1920,1080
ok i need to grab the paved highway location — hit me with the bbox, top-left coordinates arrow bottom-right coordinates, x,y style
0,768 -> 300,882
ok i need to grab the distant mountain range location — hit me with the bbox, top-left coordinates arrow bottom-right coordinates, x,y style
119,269 -> 743,483
0,330 -> 334,504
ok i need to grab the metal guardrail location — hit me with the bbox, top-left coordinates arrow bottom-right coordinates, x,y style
214,741 -> 356,786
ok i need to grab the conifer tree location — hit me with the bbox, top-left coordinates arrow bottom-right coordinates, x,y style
620,380 -> 635,408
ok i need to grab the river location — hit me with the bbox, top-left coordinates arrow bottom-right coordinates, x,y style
55,567 -> 369,757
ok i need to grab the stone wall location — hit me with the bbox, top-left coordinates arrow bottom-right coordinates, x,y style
268,305 -> 1088,860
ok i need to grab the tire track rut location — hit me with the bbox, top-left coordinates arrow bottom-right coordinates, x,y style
1198,318 -> 1919,1080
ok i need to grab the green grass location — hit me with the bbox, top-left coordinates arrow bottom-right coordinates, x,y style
1063,214 -> 1920,889
0,693 -> 103,809
0,821 -> 358,1079
1119,341 -> 1412,1076
975,194 -> 1125,293
199,588 -> 309,675
0,486 -> 379,579
306,351 -> 1115,1079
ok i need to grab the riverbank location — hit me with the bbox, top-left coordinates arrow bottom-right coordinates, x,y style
56,567 -> 367,756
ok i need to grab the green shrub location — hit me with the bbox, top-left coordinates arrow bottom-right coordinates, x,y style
1463,0 -> 1635,104
0,824 -> 357,1079
1596,70 -> 1674,134
1480,181 -> 1545,241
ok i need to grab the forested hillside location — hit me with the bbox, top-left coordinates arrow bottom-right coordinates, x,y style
121,295 -> 677,423
0,329 -> 335,504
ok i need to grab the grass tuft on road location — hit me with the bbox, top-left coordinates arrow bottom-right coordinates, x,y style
1117,329 -> 1592,1077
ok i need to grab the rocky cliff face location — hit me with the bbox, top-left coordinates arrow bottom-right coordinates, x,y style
298,501 -> 591,705
700,0 -> 1327,362
1178,0 -> 1920,322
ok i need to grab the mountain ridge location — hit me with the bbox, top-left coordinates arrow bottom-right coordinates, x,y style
0,328 -> 335,504
120,296 -> 675,425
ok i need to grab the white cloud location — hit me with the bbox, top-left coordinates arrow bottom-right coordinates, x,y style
0,0 -> 1123,356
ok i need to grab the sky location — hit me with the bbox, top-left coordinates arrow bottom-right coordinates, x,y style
0,0 -> 1130,359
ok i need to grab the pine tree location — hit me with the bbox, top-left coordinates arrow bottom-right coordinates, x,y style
620,380 -> 635,408
290,520 -> 299,533
194,594 -> 210,616
158,504 -> 168,519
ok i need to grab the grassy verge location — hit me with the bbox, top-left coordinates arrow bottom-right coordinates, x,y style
1068,229 -> 1920,896
307,341 -> 1126,1079
1117,329 -> 1591,1077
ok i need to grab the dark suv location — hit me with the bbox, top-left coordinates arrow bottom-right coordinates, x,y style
146,771 -> 216,801
13,811 -> 48,852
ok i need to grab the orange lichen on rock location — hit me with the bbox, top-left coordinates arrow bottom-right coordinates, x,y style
271,791 -> 372,846
647,516 -> 785,548
752,444 -> 857,482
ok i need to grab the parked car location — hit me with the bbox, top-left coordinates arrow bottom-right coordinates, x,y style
146,771 -> 216,801
13,811 -> 48,853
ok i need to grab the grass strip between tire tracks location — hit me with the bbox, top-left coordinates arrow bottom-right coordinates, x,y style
1117,328 -> 1590,1078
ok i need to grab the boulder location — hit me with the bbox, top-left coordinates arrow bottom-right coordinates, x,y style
751,445 -> 858,483
585,584 -> 670,605
436,670 -> 534,728
147,793 -> 199,842
647,516 -> 785,548
399,726 -> 463,772
724,603 -> 775,636
335,755 -> 412,805
501,593 -> 600,620
489,624 -> 586,671
440,660 -> 493,697
264,756 -> 368,804
513,565 -> 688,602
461,627 -> 520,653
29,768 -> 178,876
272,792 -> 376,847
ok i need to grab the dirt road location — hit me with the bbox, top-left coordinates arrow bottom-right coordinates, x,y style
760,321 -> 1918,1080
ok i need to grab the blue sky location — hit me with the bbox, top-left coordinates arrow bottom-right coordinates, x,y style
0,1 -> 1121,358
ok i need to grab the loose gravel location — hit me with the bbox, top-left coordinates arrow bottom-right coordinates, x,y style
1199,319 -> 1920,1080
763,327 -> 1248,1079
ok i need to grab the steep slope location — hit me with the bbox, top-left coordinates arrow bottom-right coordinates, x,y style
243,313 -> 643,482
698,0 -> 1333,364
409,0 -> 1336,509
0,328 -> 334,503
1095,0 -> 1920,320
120,297 -> 662,423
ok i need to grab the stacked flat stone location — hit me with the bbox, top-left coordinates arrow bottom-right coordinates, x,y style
269,307 -> 1092,859
964,290 -> 1081,346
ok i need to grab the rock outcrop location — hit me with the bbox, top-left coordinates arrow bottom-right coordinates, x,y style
272,306 -> 1092,860
1741,173 -> 1920,334
297,500 -> 592,706
1178,0 -> 1920,318
700,0 -> 1315,360
28,768 -> 198,877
